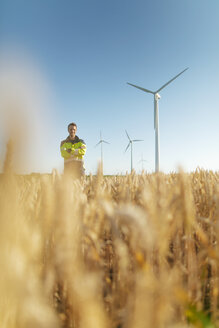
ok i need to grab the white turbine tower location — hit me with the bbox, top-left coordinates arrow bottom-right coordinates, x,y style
127,67 -> 189,172
95,131 -> 109,171
125,130 -> 143,172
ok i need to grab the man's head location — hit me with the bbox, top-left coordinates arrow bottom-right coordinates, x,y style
68,122 -> 77,139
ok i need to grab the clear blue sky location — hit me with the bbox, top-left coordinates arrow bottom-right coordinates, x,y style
0,0 -> 218,174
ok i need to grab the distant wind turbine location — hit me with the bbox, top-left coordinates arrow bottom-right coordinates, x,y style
125,130 -> 143,172
138,154 -> 148,172
95,131 -> 109,170
127,67 -> 189,172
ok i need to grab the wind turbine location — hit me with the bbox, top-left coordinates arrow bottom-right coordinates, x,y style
127,67 -> 189,172
138,154 -> 148,172
95,131 -> 109,170
125,130 -> 143,172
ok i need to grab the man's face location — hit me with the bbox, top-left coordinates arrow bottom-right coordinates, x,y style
68,125 -> 77,139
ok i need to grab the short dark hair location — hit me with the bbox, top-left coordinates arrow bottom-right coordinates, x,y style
68,122 -> 77,130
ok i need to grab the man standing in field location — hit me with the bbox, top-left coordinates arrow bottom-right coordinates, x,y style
60,122 -> 86,178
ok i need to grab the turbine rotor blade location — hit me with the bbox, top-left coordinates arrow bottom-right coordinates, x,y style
127,83 -> 154,94
95,141 -> 101,147
102,140 -> 110,144
155,67 -> 189,93
133,139 -> 144,142
125,142 -> 131,152
125,130 -> 131,141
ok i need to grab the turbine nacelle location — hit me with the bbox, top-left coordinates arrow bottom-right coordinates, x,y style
155,93 -> 161,100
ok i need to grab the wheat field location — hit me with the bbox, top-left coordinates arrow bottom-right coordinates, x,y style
0,147 -> 219,328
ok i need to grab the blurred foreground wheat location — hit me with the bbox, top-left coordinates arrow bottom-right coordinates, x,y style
0,151 -> 219,327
